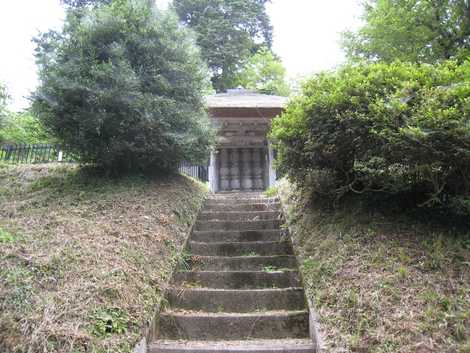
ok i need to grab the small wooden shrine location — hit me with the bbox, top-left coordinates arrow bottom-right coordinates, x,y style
206,89 -> 288,192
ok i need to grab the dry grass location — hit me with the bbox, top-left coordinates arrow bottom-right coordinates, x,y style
0,163 -> 207,353
278,180 -> 470,353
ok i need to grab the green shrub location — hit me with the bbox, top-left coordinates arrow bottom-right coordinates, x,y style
270,60 -> 470,215
33,0 -> 214,173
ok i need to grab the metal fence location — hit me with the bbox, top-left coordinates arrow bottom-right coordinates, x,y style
178,160 -> 209,182
1,143 -> 209,182
0,144 -> 74,164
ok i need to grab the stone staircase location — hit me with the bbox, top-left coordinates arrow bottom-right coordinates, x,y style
149,193 -> 316,353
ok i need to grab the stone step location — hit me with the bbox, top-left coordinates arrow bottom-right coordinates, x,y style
149,193 -> 314,351
172,271 -> 301,289
203,203 -> 281,212
166,288 -> 307,312
205,196 -> 279,204
188,241 -> 293,257
189,256 -> 297,271
204,200 -> 280,208
198,211 -> 280,222
157,310 -> 310,340
191,230 -> 283,243
149,339 -> 315,353
207,193 -> 274,200
196,220 -> 281,231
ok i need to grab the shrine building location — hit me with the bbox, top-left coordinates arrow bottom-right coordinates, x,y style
206,88 -> 288,193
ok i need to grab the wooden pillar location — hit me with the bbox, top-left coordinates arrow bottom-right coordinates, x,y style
253,148 -> 264,190
268,143 -> 277,188
219,149 -> 230,191
209,150 -> 218,192
230,148 -> 241,190
241,148 -> 253,190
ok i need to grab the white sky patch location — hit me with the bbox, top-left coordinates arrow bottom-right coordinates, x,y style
0,0 -> 362,111
268,0 -> 363,80
0,0 -> 65,111
156,0 -> 171,9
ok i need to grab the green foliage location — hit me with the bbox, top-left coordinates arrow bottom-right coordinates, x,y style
234,47 -> 290,96
0,111 -> 52,144
343,0 -> 470,63
270,60 -> 470,215
33,0 -> 215,173
90,308 -> 129,336
173,0 -> 273,92
0,82 -> 9,130
263,265 -> 277,272
264,185 -> 278,197
0,228 -> 17,243
60,0 -> 112,8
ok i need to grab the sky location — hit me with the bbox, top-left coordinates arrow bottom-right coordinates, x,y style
0,0 -> 363,111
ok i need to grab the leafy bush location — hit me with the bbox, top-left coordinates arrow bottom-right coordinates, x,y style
33,0 -> 214,173
0,111 -> 52,144
270,60 -> 470,214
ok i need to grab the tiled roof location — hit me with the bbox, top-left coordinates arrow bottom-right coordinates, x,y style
206,89 -> 288,108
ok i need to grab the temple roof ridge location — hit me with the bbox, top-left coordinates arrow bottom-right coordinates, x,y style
206,88 -> 289,108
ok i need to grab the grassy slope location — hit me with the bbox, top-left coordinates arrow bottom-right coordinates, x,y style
278,180 -> 470,353
0,163 -> 207,353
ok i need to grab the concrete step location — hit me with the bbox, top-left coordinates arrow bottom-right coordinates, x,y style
204,200 -> 280,208
189,256 -> 297,271
203,203 -> 281,212
149,193 -> 313,350
166,288 -> 307,312
172,271 -> 301,289
191,230 -> 283,243
196,220 -> 281,231
198,211 -> 280,222
149,339 -> 315,353
188,241 -> 293,257
207,193 -> 275,200
209,192 -> 266,197
205,196 -> 279,204
158,310 -> 310,340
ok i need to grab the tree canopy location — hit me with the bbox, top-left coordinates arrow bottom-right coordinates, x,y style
33,0 -> 214,173
0,111 -> 52,144
60,0 -> 112,8
343,0 -> 470,63
173,0 -> 273,92
234,47 -> 290,96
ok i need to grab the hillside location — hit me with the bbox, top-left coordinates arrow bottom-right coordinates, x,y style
278,181 -> 470,353
0,163 -> 208,353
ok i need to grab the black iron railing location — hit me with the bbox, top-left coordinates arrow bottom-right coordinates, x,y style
0,144 -> 75,164
1,143 -> 209,182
